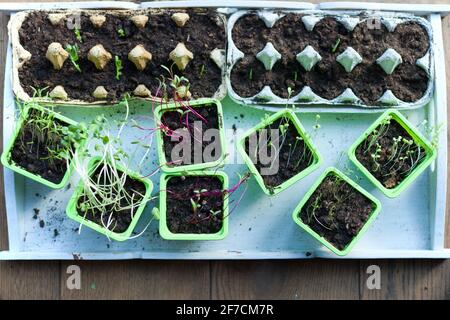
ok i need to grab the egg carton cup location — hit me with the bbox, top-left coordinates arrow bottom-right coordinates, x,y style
226,9 -> 435,110
9,8 -> 227,107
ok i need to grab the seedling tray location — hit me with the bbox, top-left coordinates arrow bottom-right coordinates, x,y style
0,1 -> 449,260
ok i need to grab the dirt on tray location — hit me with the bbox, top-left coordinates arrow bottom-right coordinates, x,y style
77,167 -> 147,233
10,109 -> 71,184
244,116 -> 314,193
299,173 -> 375,250
165,175 -> 224,234
160,103 -> 221,167
18,10 -> 225,102
231,13 -> 430,104
355,118 -> 427,189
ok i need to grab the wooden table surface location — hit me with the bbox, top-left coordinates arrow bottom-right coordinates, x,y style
0,0 -> 449,300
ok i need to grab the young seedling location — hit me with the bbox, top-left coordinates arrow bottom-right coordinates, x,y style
117,28 -> 126,37
331,38 -> 341,53
115,55 -> 123,80
74,28 -> 82,43
248,68 -> 253,81
168,172 -> 251,226
199,64 -> 206,77
65,44 -> 82,73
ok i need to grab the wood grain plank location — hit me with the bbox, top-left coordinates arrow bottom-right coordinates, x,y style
211,260 -> 360,299
60,260 -> 210,300
0,261 -> 60,299
360,260 -> 450,299
0,11 -> 60,301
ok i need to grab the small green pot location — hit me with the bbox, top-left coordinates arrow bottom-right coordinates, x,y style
292,167 -> 382,256
1,104 -> 84,189
348,109 -> 437,198
158,171 -> 229,240
154,98 -> 227,173
237,109 -> 322,196
66,157 -> 153,242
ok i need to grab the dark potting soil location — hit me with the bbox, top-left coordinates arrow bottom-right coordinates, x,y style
231,13 -> 429,103
355,118 -> 427,189
77,167 -> 147,233
18,10 -> 225,102
299,173 -> 375,250
165,175 -> 224,234
10,109 -> 70,184
161,104 -> 221,167
244,116 -> 314,192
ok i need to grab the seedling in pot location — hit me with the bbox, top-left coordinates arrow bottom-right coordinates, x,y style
292,168 -> 381,256
65,97 -> 154,241
1,90 -> 87,189
154,97 -> 227,172
158,171 -> 250,240
65,44 -> 81,73
348,109 -> 437,198
238,109 -> 322,196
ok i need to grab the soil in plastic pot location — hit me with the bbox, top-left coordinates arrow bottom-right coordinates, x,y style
299,173 -> 374,250
165,175 -> 224,234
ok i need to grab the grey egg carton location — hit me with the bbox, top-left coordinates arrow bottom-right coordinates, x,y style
9,8 -> 227,106
226,10 -> 435,109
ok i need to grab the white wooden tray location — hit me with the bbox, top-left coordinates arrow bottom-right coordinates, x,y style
0,1 -> 449,259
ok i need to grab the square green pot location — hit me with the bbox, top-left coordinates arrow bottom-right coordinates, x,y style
1,104 -> 84,189
348,109 -> 437,198
237,109 -> 322,196
154,98 -> 227,173
158,171 -> 229,240
292,167 -> 382,256
66,156 -> 154,242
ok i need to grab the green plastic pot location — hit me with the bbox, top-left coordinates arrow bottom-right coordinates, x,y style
154,98 -> 227,173
237,109 -> 322,196
66,156 -> 153,242
1,104 -> 84,189
292,167 -> 382,256
348,109 -> 437,198
158,171 -> 229,240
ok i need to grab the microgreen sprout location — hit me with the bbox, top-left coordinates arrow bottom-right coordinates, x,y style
65,44 -> 81,73
331,38 -> 341,53
199,64 -> 206,77
370,142 -> 382,172
166,172 -> 251,225
115,55 -> 123,80
360,115 -> 428,189
160,64 -> 192,102
248,68 -> 253,81
117,28 -> 126,37
74,28 -> 82,43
